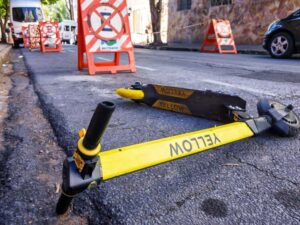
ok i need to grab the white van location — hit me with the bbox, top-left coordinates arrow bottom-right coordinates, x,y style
9,0 -> 44,47
59,20 -> 77,45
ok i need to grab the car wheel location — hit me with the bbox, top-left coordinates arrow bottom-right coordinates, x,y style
268,32 -> 294,58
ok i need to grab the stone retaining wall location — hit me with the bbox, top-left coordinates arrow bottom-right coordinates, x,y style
168,0 -> 300,44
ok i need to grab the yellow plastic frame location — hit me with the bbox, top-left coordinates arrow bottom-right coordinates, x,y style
97,122 -> 254,180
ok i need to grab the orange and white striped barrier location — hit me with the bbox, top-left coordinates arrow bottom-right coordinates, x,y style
21,26 -> 30,48
28,24 -> 41,51
39,21 -> 62,53
77,0 -> 136,75
201,19 -> 237,54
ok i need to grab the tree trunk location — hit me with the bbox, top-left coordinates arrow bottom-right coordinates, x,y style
150,0 -> 163,45
0,19 -> 7,43
70,0 -> 74,20
0,0 -> 9,43
66,0 -> 74,20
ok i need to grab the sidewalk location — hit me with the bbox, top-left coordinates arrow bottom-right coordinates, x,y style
135,42 -> 268,55
0,44 -> 11,66
0,44 -> 12,178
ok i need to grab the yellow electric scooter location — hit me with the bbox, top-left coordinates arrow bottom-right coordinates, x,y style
56,84 -> 299,214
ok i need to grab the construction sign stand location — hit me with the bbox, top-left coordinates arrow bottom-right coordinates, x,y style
201,19 -> 237,54
21,26 -> 30,48
39,21 -> 62,53
28,25 -> 41,51
77,0 -> 136,75
56,85 -> 300,214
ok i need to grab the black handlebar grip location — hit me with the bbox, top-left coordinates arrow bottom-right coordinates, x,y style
83,102 -> 115,150
56,193 -> 73,215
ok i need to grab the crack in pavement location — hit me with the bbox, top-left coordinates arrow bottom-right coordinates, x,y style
286,209 -> 300,222
233,156 -> 299,186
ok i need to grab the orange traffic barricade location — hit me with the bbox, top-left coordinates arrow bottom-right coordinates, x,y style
21,26 -> 30,48
28,24 -> 41,51
201,19 -> 237,54
39,21 -> 62,53
77,0 -> 136,75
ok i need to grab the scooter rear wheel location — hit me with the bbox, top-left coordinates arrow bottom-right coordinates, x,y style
257,99 -> 300,137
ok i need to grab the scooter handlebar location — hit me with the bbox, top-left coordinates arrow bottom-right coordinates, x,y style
82,102 -> 116,150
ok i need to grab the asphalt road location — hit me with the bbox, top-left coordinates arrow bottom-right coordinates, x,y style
22,46 -> 300,224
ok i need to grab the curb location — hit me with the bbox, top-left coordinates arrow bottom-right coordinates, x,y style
134,45 -> 268,55
237,49 -> 268,55
135,45 -> 198,52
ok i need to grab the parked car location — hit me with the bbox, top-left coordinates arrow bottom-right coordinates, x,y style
9,0 -> 44,48
263,9 -> 300,58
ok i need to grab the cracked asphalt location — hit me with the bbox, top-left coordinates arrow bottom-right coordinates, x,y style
14,46 -> 300,224
0,50 -> 89,225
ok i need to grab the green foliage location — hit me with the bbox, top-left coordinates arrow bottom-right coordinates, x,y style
41,0 -> 60,5
0,8 -> 7,17
0,0 -> 9,17
47,0 -> 70,22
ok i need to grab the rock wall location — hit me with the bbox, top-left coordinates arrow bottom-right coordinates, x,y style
167,0 -> 300,44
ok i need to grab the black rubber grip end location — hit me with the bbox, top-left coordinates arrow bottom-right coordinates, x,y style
83,102 -> 115,150
56,193 -> 73,215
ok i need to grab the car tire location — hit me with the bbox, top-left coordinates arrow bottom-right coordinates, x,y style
268,32 -> 294,58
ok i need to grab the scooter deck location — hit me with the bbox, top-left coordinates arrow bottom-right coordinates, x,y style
116,83 -> 247,123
